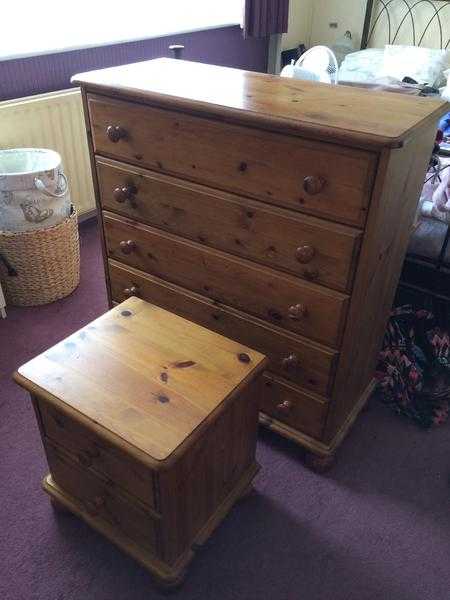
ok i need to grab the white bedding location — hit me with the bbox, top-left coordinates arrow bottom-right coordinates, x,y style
338,45 -> 450,89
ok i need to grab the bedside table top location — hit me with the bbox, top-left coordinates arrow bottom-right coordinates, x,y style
14,297 -> 266,465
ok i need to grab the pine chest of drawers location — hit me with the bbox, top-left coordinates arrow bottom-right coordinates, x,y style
14,297 -> 267,588
73,59 -> 448,469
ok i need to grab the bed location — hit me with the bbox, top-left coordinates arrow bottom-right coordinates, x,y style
344,0 -> 450,325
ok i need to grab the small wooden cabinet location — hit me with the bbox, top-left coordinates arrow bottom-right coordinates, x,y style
73,59 -> 448,468
14,298 -> 267,588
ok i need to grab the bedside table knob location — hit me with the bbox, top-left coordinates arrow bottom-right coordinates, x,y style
303,175 -> 326,195
276,400 -> 292,412
288,303 -> 308,320
119,240 -> 136,254
123,285 -> 139,297
295,244 -> 315,263
113,184 -> 137,203
106,125 -> 126,143
282,354 -> 299,370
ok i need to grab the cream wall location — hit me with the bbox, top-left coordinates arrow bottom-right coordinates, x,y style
283,0 -> 367,51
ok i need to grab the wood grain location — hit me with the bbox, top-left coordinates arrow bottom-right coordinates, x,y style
89,94 -> 376,227
325,125 -> 439,442
97,158 -> 362,292
73,58 -> 448,150
15,297 -> 266,463
108,259 -> 338,396
103,212 -> 349,347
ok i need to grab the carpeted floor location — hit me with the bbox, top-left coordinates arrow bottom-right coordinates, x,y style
1,219 -> 449,600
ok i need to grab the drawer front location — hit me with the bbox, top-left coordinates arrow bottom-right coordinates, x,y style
89,95 -> 376,227
97,159 -> 361,292
108,260 -> 337,397
104,213 -> 349,348
261,374 -> 328,439
45,441 -> 158,554
38,399 -> 156,510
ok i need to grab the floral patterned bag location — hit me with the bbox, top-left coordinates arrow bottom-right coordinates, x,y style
375,306 -> 450,428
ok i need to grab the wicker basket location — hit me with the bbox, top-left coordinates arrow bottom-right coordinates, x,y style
0,206 -> 80,306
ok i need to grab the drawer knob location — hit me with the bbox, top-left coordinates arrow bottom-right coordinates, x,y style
276,400 -> 292,412
288,303 -> 308,320
303,175 -> 326,195
119,240 -> 136,254
295,244 -> 315,263
282,354 -> 299,370
123,285 -> 139,297
113,184 -> 137,203
77,451 -> 92,467
106,125 -> 126,143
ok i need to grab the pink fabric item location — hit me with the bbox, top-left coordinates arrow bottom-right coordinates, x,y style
432,166 -> 450,214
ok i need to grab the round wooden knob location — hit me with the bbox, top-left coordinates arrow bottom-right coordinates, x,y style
106,125 -> 126,143
93,495 -> 105,508
119,240 -> 136,254
123,285 -> 139,297
276,400 -> 292,412
295,244 -> 315,263
303,175 -> 326,195
77,451 -> 92,467
282,354 -> 299,370
288,303 -> 308,320
113,184 -> 137,203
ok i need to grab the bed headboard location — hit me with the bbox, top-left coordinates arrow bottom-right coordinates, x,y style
361,0 -> 450,50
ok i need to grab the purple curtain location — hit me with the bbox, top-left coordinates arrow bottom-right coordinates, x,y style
244,0 -> 289,38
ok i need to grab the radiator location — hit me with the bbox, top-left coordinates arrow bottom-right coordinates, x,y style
0,88 -> 95,218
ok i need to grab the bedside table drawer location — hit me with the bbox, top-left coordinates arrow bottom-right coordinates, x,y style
97,159 -> 362,293
89,95 -> 375,227
38,399 -> 156,510
103,213 -> 349,348
45,441 -> 159,554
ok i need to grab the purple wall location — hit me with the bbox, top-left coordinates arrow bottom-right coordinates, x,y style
0,26 -> 268,101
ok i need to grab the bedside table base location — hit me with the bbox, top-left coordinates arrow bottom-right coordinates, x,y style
42,461 -> 260,588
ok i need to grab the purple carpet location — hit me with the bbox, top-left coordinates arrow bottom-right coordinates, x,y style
1,219 -> 449,600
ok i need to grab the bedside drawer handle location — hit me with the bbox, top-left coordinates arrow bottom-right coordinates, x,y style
303,175 -> 326,195
276,400 -> 292,412
288,304 -> 308,320
106,125 -> 126,143
282,354 -> 299,370
119,240 -> 136,254
113,184 -> 137,203
295,244 -> 315,264
123,285 -> 139,297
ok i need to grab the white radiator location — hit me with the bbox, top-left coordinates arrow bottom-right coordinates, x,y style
0,88 -> 95,218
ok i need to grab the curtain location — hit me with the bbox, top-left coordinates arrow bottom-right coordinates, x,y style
243,0 -> 289,38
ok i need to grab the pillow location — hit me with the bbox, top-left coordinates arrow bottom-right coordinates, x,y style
338,48 -> 385,83
381,45 -> 450,86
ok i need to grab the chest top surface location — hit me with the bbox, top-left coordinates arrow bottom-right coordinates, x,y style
14,297 -> 266,463
72,58 -> 448,149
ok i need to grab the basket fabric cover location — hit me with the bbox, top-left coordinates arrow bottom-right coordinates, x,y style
0,207 -> 80,306
375,306 -> 450,428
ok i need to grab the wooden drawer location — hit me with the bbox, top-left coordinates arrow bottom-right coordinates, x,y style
38,399 -> 156,509
261,374 -> 328,439
45,441 -> 158,554
97,158 -> 362,292
109,259 -> 337,396
103,213 -> 349,348
89,95 -> 376,227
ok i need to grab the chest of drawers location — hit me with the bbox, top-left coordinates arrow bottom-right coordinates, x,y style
73,58 -> 448,470
14,297 -> 267,588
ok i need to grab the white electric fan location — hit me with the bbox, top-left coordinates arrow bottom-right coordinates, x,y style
280,46 -> 339,85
